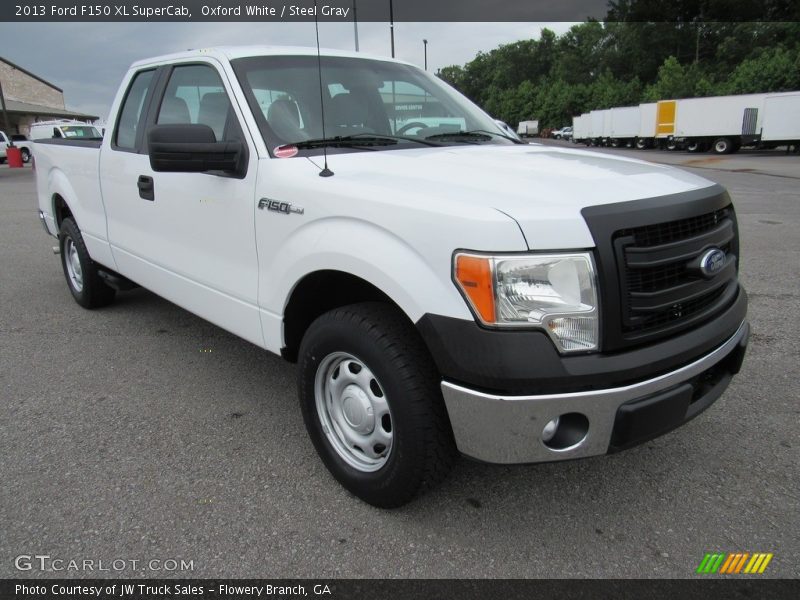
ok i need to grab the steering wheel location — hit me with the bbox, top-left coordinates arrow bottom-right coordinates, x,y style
396,122 -> 429,136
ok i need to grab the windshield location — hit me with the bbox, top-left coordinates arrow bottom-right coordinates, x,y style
60,125 -> 101,138
231,55 -> 513,155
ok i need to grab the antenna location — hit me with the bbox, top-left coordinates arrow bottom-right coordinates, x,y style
314,0 -> 334,177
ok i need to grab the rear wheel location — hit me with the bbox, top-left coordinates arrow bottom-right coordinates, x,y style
59,218 -> 116,308
712,137 -> 733,154
20,147 -> 31,163
686,140 -> 705,153
297,302 -> 457,507
635,138 -> 648,150
666,139 -> 678,151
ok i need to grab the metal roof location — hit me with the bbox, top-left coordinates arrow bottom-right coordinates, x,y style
1,99 -> 98,121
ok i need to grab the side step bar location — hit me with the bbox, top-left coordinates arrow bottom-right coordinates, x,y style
97,269 -> 139,291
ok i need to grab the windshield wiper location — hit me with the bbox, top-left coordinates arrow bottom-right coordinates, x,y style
425,129 -> 523,144
290,134 -> 442,149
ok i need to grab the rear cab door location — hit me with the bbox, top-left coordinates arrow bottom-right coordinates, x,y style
100,58 -> 265,347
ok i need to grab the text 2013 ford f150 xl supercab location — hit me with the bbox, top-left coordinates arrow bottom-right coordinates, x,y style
35,47 -> 749,507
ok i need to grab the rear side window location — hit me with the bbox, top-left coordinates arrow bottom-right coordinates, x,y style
115,69 -> 155,150
156,64 -> 235,142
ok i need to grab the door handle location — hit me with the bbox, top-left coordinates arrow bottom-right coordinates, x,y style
137,175 -> 154,201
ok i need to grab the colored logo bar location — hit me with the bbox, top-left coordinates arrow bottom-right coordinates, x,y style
696,552 -> 773,574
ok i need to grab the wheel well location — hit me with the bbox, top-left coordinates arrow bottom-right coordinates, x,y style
282,271 -> 406,363
53,194 -> 73,231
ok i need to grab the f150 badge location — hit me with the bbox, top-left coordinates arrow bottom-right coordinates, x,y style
258,198 -> 304,215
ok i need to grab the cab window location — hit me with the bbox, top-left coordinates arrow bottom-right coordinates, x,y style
156,64 -> 238,142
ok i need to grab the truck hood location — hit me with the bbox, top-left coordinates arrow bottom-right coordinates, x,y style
318,144 -> 717,249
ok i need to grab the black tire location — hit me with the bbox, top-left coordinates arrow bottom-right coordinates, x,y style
59,217 -> 116,309
666,139 -> 678,151
635,138 -> 648,150
20,148 -> 31,163
297,302 -> 457,508
686,140 -> 704,153
712,137 -> 733,154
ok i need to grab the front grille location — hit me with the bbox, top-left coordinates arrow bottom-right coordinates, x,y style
614,206 -> 738,339
617,207 -> 730,247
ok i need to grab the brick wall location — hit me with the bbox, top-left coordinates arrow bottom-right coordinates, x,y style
0,60 -> 65,109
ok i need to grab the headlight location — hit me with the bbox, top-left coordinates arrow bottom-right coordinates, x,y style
454,251 -> 599,353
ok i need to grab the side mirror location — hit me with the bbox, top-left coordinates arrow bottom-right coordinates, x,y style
148,124 -> 245,177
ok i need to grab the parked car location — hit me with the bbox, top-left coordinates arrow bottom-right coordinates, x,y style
551,126 -> 573,140
35,46 -> 749,507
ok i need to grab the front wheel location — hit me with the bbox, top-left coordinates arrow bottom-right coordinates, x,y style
20,148 -> 31,163
59,218 -> 116,308
297,303 -> 457,507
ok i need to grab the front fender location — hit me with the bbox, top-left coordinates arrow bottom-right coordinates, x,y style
262,216 -> 473,326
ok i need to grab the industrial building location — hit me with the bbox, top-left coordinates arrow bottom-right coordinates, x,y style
0,56 -> 97,136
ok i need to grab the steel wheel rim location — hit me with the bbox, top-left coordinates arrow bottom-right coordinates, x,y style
64,237 -> 83,292
315,352 -> 393,472
715,141 -> 727,153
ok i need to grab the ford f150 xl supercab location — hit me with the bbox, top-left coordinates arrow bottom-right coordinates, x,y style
35,46 -> 749,507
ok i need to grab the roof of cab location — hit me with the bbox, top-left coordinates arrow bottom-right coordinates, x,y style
130,45 -> 416,69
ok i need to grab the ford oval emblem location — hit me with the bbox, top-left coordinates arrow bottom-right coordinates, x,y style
699,248 -> 726,278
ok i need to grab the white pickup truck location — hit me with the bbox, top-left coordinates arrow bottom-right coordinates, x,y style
1,131 -> 34,163
35,46 -> 749,507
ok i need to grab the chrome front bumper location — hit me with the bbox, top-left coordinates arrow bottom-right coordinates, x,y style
441,321 -> 749,464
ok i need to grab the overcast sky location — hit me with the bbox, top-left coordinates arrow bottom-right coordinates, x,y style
0,21 -> 575,121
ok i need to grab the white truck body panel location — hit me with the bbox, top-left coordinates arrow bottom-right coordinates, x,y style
673,93 -> 770,138
589,110 -> 605,139
639,103 -> 658,138
602,110 -> 613,138
761,93 -> 800,142
517,120 -> 539,136
572,114 -> 588,140
609,106 -> 640,139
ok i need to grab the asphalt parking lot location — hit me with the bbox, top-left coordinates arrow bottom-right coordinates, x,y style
1,152 -> 798,579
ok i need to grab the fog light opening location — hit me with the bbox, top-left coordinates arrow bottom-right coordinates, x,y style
542,412 -> 590,451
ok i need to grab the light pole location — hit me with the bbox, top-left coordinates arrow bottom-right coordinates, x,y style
389,0 -> 395,58
423,39 -> 428,70
353,0 -> 359,52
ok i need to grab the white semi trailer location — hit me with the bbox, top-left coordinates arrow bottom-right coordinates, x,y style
589,110 -> 606,145
607,106 -> 640,147
760,93 -> 800,150
635,103 -> 657,149
571,113 -> 589,143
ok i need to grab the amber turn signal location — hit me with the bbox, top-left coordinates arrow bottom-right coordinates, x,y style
454,254 -> 495,323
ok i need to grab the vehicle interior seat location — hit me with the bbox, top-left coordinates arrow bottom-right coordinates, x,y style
328,93 -> 372,133
158,97 -> 192,125
197,92 -> 231,141
267,98 -> 309,142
